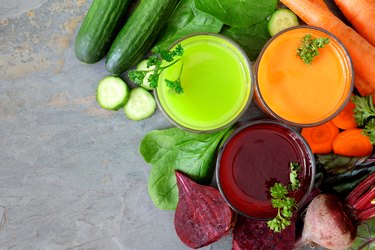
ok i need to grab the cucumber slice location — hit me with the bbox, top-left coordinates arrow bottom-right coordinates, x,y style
96,76 -> 129,110
136,60 -> 155,90
268,8 -> 299,36
124,87 -> 156,120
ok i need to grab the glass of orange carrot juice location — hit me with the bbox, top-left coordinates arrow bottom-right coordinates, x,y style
254,26 -> 354,127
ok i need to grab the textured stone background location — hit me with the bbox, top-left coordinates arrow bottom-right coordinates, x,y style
0,1 -> 332,249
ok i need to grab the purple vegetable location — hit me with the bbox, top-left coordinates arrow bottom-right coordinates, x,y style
301,173 -> 375,250
174,171 -> 235,248
232,215 -> 296,250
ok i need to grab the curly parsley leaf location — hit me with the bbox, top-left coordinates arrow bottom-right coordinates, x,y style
352,95 -> 375,126
128,71 -> 146,86
297,34 -> 330,65
128,44 -> 184,94
289,162 -> 301,191
363,119 -> 375,144
268,182 -> 297,233
270,183 -> 288,199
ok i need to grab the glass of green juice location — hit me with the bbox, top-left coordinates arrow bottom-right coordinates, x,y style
154,33 -> 253,133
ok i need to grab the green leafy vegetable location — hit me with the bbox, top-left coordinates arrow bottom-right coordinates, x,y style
316,153 -> 366,174
128,44 -> 184,94
267,183 -> 297,232
349,217 -> 375,250
315,163 -> 375,198
363,119 -> 375,144
352,95 -> 375,126
220,20 -> 271,61
297,34 -> 330,65
195,0 -> 277,28
289,162 -> 301,191
155,0 -> 223,50
139,127 -> 230,210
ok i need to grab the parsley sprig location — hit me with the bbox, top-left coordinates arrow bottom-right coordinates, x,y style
267,161 -> 301,232
297,34 -> 330,65
352,95 -> 375,144
352,95 -> 375,126
128,44 -> 184,94
267,183 -> 297,233
289,162 -> 301,191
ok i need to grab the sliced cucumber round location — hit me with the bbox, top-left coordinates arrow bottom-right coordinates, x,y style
135,60 -> 155,90
268,8 -> 299,36
96,76 -> 129,110
124,87 -> 156,120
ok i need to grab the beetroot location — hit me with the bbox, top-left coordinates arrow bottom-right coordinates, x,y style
302,194 -> 356,249
233,215 -> 296,250
174,171 -> 235,249
301,173 -> 375,250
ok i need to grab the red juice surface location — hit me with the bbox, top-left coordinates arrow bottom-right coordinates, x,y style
217,122 -> 314,219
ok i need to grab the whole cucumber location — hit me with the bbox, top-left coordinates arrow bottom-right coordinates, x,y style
106,0 -> 179,74
75,0 -> 132,64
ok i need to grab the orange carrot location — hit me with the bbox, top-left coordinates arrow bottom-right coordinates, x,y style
301,121 -> 340,154
332,128 -> 373,157
333,0 -> 375,47
355,74 -> 375,104
280,0 -> 375,99
331,98 -> 357,129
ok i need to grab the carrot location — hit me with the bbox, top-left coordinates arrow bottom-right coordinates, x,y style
332,128 -> 373,157
355,74 -> 375,104
301,121 -> 339,154
280,0 -> 375,99
333,0 -> 375,47
331,98 -> 357,129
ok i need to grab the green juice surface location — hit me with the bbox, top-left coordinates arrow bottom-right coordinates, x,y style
156,34 -> 252,131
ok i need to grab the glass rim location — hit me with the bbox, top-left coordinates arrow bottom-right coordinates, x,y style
215,119 -> 316,220
153,32 -> 254,134
254,25 -> 354,127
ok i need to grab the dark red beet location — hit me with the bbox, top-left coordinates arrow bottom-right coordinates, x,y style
174,171 -> 235,249
232,215 -> 296,250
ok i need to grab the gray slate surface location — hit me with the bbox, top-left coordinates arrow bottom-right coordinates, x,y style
0,0 -> 233,249
0,0 -> 324,249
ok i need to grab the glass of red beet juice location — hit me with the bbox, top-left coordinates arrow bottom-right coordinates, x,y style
216,120 -> 315,219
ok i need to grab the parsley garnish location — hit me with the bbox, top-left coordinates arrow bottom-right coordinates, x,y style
363,118 -> 375,144
128,44 -> 184,94
352,95 -> 375,126
289,162 -> 301,191
267,183 -> 297,233
267,161 -> 301,232
297,34 -> 330,64
351,95 -> 375,144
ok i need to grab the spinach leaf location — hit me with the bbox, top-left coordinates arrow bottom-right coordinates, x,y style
350,218 -> 375,250
139,127 -> 230,210
195,0 -> 277,28
220,20 -> 270,61
155,0 -> 223,50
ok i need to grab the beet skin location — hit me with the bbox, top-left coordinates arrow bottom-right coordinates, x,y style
174,171 -> 235,249
302,194 -> 357,250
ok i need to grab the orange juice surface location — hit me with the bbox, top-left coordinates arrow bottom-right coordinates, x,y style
256,27 -> 353,125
